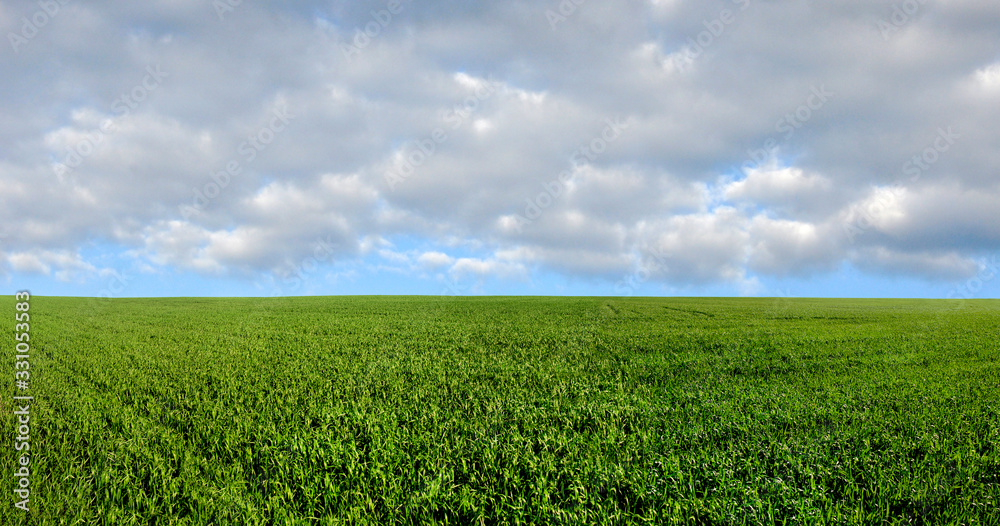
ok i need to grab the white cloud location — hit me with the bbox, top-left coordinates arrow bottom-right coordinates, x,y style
417,251 -> 454,269
747,216 -> 840,276
448,256 -> 527,281
726,167 -> 832,204
635,208 -> 749,284
505,244 -> 631,278
140,221 -> 224,275
5,249 -> 98,282
8,254 -> 50,274
975,62 -> 1000,89
725,167 -> 836,219
845,183 -> 1000,250
3,1 -> 999,294
850,247 -> 979,281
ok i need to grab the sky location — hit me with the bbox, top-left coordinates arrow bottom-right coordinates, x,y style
1,0 -> 999,299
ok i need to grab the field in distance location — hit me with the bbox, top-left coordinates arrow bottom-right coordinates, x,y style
2,296 -> 998,525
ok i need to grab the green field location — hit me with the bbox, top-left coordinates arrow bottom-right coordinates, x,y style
3,296 -> 999,525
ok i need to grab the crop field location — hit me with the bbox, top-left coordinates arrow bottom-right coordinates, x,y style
2,296 -> 999,525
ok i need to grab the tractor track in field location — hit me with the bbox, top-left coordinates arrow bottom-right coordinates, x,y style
662,306 -> 715,317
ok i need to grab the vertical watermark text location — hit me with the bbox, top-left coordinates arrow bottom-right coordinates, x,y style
13,291 -> 33,512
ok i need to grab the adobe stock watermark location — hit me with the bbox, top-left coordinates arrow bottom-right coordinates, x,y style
901,126 -> 959,181
946,255 -> 999,303
12,291 -> 32,512
94,270 -> 134,301
614,246 -> 670,297
253,235 -> 340,297
740,84 -> 835,176
212,0 -> 246,22
768,288 -> 796,316
877,0 -> 930,41
7,0 -> 71,53
245,235 -> 339,339
504,116 -> 630,233
916,255 -> 1000,334
440,276 -> 472,297
342,0 -> 412,59
384,78 -> 499,191
675,0 -> 751,72
844,126 -> 958,243
53,65 -> 169,181
545,0 -> 589,30
179,105 -> 295,219
72,270 -> 136,328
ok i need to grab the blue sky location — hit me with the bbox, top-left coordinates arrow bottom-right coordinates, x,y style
2,1 -> 999,299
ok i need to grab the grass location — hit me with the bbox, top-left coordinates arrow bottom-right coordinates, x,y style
2,296 -> 999,524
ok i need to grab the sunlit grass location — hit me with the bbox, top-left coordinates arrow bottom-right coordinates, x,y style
3,296 -> 998,524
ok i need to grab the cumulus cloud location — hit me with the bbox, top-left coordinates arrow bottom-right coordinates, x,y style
725,167 -> 836,218
4,249 -> 98,282
635,208 -> 749,284
3,0 -> 998,295
746,216 -> 841,277
850,247 -> 980,281
418,251 -> 454,269
448,256 -> 527,281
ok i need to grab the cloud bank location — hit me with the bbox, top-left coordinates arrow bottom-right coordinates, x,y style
2,0 -> 998,296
